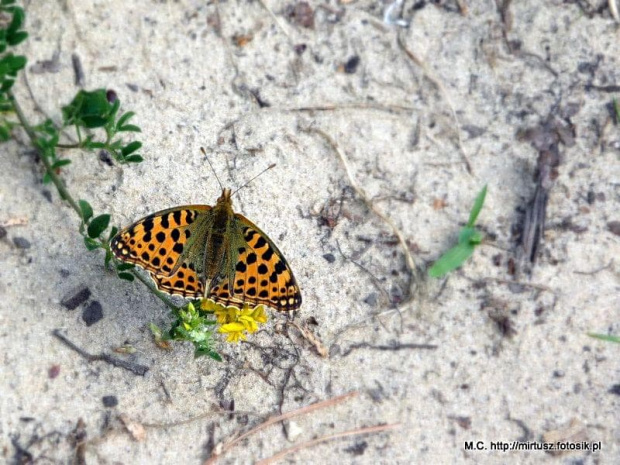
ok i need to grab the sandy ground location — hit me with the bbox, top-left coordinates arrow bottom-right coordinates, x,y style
0,1 -> 619,464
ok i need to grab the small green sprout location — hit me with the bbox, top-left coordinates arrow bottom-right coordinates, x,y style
588,333 -> 620,344
429,185 -> 488,278
613,98 -> 620,124
61,89 -> 143,163
165,301 -> 221,360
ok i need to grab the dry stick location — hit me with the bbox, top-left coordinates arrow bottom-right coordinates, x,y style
610,0 -> 620,22
282,103 -> 415,114
256,423 -> 401,465
204,391 -> 359,465
257,0 -> 292,41
305,127 -> 421,301
52,330 -> 149,376
395,33 -> 472,175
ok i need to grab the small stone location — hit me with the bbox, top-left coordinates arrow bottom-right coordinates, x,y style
284,420 -> 303,441
607,221 -> 620,236
106,89 -> 118,103
363,293 -> 378,306
13,237 -> 31,249
344,55 -> 360,74
102,395 -> 118,407
82,301 -> 103,326
322,253 -> 336,263
0,226 -> 6,239
609,384 -> 620,396
61,285 -> 91,310
287,2 -> 314,29
48,364 -> 61,379
99,150 -> 114,166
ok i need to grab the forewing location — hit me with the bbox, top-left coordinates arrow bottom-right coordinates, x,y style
208,214 -> 302,312
111,205 -> 210,276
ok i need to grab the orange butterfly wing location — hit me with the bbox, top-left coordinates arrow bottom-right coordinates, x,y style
207,214 -> 302,312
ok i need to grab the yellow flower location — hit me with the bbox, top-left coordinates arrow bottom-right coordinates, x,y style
213,303 -> 269,343
219,322 -> 247,343
200,299 -> 225,313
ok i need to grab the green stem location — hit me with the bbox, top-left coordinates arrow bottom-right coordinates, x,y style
7,89 -> 82,216
56,143 -> 81,149
131,269 -> 178,311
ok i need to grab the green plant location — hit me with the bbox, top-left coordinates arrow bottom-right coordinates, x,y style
588,333 -> 620,344
429,185 -> 488,278
1,2 -> 221,360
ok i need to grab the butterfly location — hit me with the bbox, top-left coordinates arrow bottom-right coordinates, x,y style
110,188 -> 301,312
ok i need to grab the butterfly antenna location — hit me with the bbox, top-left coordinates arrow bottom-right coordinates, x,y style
232,163 -> 276,197
200,147 -> 224,191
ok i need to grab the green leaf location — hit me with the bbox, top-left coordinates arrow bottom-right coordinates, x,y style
117,263 -> 135,271
3,54 -> 26,73
195,348 -> 222,361
50,159 -> 71,170
84,141 -> 106,149
117,124 -> 141,133
110,97 -> 120,119
7,6 -> 23,35
467,185 -> 487,227
118,272 -> 135,282
107,225 -> 118,241
613,98 -> 620,124
0,124 -> 9,141
1,78 -> 15,92
6,30 -> 27,46
116,111 -> 135,128
79,199 -> 93,222
62,89 -> 114,129
83,236 -> 100,250
458,227 -> 483,246
104,249 -> 113,267
124,154 -> 143,163
121,141 -> 142,156
587,333 -> 620,344
428,243 -> 476,278
87,214 -> 110,238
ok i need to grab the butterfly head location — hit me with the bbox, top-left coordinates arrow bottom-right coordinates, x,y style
217,188 -> 233,205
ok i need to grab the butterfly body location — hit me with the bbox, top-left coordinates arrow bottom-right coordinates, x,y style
111,189 -> 301,312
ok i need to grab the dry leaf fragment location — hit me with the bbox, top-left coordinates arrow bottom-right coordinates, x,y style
119,414 -> 147,441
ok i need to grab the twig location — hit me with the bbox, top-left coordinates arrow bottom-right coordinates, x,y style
396,33 -> 472,175
341,342 -> 438,357
573,261 -> 613,275
610,0 -> 620,23
142,408 -> 263,429
204,391 -> 358,464
282,103 -> 415,114
52,329 -> 149,376
256,423 -> 401,465
257,0 -> 292,41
